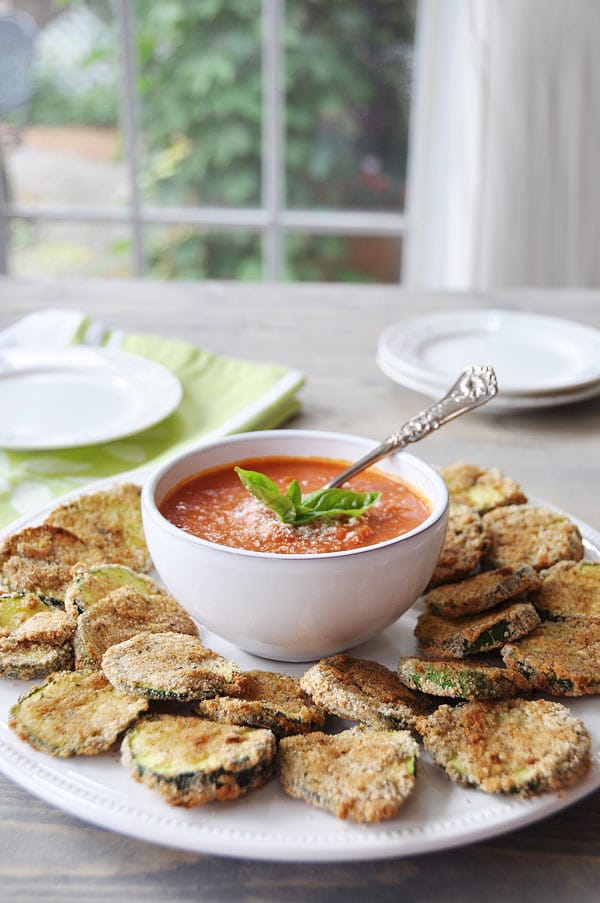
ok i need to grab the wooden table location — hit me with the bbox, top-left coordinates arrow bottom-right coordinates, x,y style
0,277 -> 598,903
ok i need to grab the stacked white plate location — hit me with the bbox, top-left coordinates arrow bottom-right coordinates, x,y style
376,309 -> 600,413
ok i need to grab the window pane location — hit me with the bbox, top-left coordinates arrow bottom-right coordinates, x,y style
2,2 -> 124,210
144,226 -> 262,280
9,219 -> 132,278
285,232 -> 402,283
285,0 -> 416,212
134,0 -> 262,209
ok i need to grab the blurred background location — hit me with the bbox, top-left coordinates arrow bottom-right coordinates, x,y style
1,0 -> 598,286
0,0 -> 415,282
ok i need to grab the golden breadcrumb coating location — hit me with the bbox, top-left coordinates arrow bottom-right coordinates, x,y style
278,726 -> 418,823
415,601 -> 541,658
194,669 -> 326,737
300,654 -> 431,729
102,631 -> 247,701
416,698 -> 590,797
427,503 -> 489,588
424,565 -> 540,618
9,669 -> 148,756
482,505 -> 583,571
45,483 -> 151,573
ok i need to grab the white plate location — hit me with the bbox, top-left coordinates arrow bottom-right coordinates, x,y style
0,348 -> 182,449
377,310 -> 600,397
376,349 -> 600,413
0,480 -> 598,862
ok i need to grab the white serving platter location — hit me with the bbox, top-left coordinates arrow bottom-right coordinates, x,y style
0,478 -> 598,862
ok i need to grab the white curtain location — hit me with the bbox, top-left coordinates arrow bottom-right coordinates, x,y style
403,0 -> 600,289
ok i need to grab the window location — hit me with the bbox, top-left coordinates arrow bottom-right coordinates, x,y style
0,0 -> 416,283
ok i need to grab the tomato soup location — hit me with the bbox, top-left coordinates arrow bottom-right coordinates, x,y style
159,456 -> 431,555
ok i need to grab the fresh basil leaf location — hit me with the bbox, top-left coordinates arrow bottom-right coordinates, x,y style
294,488 -> 380,523
234,467 -> 297,524
286,479 -> 303,507
301,487 -> 380,513
235,466 -> 380,526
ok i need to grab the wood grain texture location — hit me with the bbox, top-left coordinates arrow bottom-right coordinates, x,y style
0,277 -> 598,901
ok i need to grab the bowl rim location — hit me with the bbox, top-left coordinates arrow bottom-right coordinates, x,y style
142,429 -> 449,561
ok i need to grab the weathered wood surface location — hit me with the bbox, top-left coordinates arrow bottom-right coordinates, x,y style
0,277 -> 598,902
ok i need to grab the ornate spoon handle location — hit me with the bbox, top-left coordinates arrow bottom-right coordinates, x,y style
326,365 -> 498,488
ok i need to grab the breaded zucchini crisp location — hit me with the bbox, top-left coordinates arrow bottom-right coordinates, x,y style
424,565 -> 540,619
501,619 -> 600,696
9,669 -> 148,756
278,726 -> 418,823
414,601 -> 541,658
482,505 -> 583,570
45,483 -> 151,573
65,563 -> 165,618
0,525 -> 100,603
300,654 -> 430,730
102,632 -> 246,701
0,591 -> 76,679
533,561 -> 600,622
439,462 -> 527,514
194,669 -> 326,737
73,583 -> 198,668
397,657 -> 524,700
121,714 -> 276,806
427,503 -> 489,588
417,698 -> 591,797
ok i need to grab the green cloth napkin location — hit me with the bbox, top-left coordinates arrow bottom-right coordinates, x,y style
0,309 -> 304,527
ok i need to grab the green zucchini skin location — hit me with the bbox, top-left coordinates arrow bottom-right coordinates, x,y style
397,657 -> 522,700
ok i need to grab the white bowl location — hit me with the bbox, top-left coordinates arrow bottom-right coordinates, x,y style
142,430 -> 449,662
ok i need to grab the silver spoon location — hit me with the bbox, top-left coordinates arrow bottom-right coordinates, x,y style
326,365 -> 498,488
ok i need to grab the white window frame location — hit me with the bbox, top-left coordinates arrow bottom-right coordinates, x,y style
0,0 -> 411,281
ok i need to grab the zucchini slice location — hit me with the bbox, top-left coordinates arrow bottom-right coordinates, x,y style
0,525 -> 99,603
194,669 -> 326,737
482,505 -> 583,571
121,714 -> 276,806
501,619 -> 600,696
1,591 -> 57,632
45,482 -> 151,573
299,654 -> 431,730
278,726 -> 418,823
0,641 -> 74,680
397,656 -> 524,700
439,463 -> 527,514
427,502 -> 489,588
0,592 -> 74,652
73,584 -> 198,669
65,564 -> 169,619
9,669 -> 148,756
415,601 -> 541,658
416,698 -> 591,797
424,565 -> 541,619
102,632 -> 246,701
534,561 -> 600,622
0,591 -> 75,677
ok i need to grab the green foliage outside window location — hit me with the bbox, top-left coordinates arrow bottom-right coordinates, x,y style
29,0 -> 416,281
